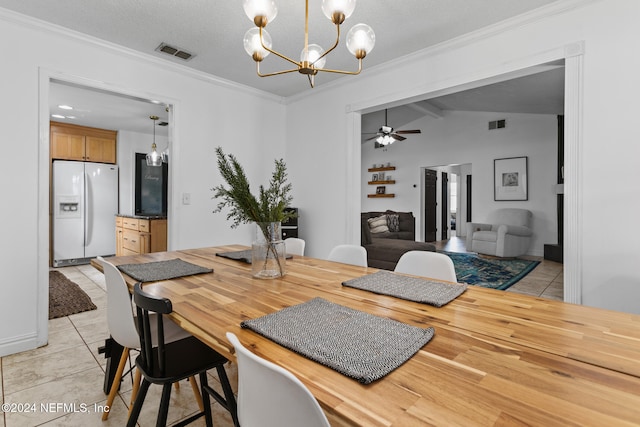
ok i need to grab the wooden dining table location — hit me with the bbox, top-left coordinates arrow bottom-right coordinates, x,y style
92,245 -> 640,426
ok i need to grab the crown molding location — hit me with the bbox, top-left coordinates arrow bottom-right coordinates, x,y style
0,7 -> 285,104
285,0 -> 599,105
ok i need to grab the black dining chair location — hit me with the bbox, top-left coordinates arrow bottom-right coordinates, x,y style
127,283 -> 239,427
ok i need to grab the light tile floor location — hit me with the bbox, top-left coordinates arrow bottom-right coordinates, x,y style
0,264 -> 237,427
1,247 -> 562,426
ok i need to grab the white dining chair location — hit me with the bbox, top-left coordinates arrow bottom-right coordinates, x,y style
327,244 -> 368,267
96,257 -> 203,421
284,237 -> 305,256
226,332 -> 330,427
394,251 -> 457,282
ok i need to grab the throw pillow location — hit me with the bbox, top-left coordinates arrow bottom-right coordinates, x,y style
387,214 -> 400,232
361,217 -> 372,245
368,215 -> 389,234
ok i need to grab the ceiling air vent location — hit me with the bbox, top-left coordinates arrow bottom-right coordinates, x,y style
155,43 -> 195,61
488,119 -> 506,130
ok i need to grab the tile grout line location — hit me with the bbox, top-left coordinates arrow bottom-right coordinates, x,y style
2,357 -> 6,427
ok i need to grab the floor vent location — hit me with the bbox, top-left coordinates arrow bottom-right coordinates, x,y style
488,119 -> 506,130
155,43 -> 195,61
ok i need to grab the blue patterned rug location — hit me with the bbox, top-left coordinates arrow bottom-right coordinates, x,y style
438,251 -> 540,290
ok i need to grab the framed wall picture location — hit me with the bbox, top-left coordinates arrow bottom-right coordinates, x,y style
376,186 -> 386,194
371,173 -> 379,181
494,156 -> 528,201
378,172 -> 385,181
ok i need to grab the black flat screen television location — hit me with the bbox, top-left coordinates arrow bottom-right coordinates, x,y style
134,152 -> 168,216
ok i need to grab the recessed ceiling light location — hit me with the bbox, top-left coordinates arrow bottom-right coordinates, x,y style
58,105 -> 73,110
51,114 -> 65,119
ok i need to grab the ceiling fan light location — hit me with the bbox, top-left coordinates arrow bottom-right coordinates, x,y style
346,23 -> 375,57
301,44 -> 326,69
376,135 -> 394,146
243,0 -> 277,26
321,0 -> 356,23
244,28 -> 272,60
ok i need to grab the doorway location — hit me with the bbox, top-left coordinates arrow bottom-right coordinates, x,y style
423,165 -> 467,243
424,169 -> 437,241
48,80 -> 171,264
354,45 -> 582,305
37,71 -> 174,347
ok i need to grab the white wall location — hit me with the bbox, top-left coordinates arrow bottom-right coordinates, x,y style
285,0 -> 640,314
361,111 -> 558,257
0,9 -> 286,356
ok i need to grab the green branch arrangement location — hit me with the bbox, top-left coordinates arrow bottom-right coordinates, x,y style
212,147 -> 296,277
211,147 -> 296,226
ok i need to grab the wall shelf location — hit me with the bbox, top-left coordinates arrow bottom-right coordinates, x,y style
368,166 -> 396,172
368,164 -> 396,198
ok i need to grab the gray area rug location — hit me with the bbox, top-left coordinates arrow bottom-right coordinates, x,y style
242,297 -> 434,384
49,271 -> 97,319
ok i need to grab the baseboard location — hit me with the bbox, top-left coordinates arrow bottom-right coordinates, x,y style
529,249 -> 544,258
0,332 -> 40,357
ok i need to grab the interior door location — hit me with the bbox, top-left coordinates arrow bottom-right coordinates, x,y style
466,174 -> 472,223
441,172 -> 449,240
424,169 -> 437,242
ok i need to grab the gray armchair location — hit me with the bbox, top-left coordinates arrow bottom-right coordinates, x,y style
466,208 -> 533,257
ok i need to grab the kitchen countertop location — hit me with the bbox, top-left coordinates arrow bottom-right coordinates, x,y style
116,214 -> 167,220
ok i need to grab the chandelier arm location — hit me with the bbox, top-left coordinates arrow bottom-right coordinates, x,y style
256,61 -> 299,77
307,74 -> 314,88
310,24 -> 341,67
260,27 -> 300,67
315,58 -> 363,75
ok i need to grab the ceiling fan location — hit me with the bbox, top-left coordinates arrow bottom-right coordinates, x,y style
363,109 -> 421,146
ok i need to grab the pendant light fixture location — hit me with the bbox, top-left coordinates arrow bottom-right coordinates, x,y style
242,0 -> 375,88
145,115 -> 162,167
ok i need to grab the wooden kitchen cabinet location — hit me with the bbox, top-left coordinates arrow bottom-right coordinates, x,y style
86,136 -> 117,163
51,122 -> 117,164
115,215 -> 167,256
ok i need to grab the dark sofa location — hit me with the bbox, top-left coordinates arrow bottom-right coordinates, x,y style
361,210 -> 436,270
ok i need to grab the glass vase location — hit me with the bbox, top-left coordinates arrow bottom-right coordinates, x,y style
252,222 -> 286,279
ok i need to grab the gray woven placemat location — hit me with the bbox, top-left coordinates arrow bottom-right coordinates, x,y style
342,270 -> 467,307
117,258 -> 212,282
216,249 -> 292,263
241,297 -> 434,384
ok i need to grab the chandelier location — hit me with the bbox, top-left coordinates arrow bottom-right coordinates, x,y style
242,0 -> 375,88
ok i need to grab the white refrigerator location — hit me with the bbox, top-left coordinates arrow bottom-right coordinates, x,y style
53,161 -> 119,267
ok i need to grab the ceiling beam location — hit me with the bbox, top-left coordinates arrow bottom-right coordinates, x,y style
408,101 -> 444,119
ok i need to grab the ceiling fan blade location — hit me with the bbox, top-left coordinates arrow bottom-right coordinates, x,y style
365,135 -> 379,141
391,134 -> 407,141
395,129 -> 421,134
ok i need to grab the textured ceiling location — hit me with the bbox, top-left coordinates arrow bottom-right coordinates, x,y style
1,0 -> 566,135
1,0 -> 564,97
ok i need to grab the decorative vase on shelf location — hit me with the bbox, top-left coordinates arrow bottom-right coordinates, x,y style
252,222 -> 286,279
